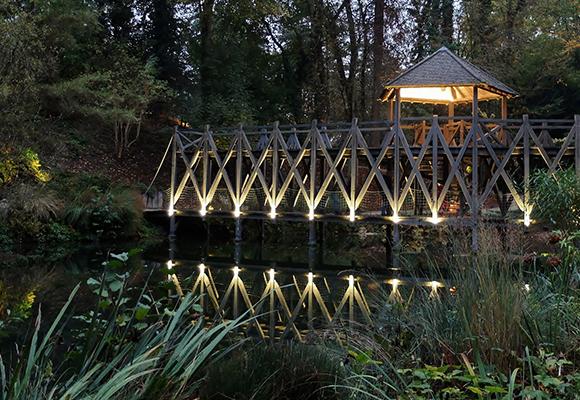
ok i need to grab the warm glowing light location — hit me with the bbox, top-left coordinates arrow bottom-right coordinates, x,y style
200,205 -> 207,217
389,278 -> 400,288
166,260 -> 174,270
429,280 -> 441,299
307,272 -> 313,284
198,263 -> 206,275
269,205 -> 276,219
523,212 -> 531,227
429,210 -> 441,225
233,266 -> 239,277
348,275 -> 354,287
168,206 -> 175,217
233,204 -> 241,218
349,208 -> 355,222
398,85 -> 501,103
268,268 -> 275,282
391,212 -> 400,224
524,283 -> 531,292
308,207 -> 315,221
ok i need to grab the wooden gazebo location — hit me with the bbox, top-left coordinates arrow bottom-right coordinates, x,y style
380,47 -> 518,145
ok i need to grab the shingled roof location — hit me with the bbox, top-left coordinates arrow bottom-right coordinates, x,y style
381,47 -> 518,104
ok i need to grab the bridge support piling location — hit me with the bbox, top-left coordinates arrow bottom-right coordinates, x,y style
169,215 -> 176,238
308,221 -> 316,247
392,224 -> 401,269
235,218 -> 243,242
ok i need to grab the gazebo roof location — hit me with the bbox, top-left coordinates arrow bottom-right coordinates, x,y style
381,47 -> 518,104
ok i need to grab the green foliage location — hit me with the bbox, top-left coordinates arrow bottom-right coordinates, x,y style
531,168 -> 580,232
201,343 -> 346,400
56,174 -> 144,240
0,147 -> 50,186
46,50 -> 170,158
0,251 -> 248,400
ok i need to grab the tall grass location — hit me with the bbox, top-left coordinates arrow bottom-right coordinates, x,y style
0,286 -> 248,400
334,224 -> 580,398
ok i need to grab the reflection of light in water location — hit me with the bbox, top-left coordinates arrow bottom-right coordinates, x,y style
233,266 -> 239,277
429,280 -> 442,298
307,272 -> 313,284
388,278 -> 402,303
198,263 -> 206,275
268,268 -> 275,282
348,275 -> 354,287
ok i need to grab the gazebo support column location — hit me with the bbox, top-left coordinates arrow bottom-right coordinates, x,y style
471,87 -> 479,252
500,97 -> 508,142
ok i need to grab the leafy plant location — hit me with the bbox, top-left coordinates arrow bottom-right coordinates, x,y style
0,251 -> 249,400
531,168 -> 579,232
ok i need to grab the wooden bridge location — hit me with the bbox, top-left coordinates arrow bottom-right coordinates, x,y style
145,114 -> 579,249
144,48 -> 579,250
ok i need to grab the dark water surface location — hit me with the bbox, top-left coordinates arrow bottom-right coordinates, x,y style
0,221 -> 450,343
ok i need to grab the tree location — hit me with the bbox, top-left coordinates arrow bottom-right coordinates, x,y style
46,51 -> 169,158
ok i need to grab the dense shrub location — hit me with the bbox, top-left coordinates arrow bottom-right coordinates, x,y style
201,343 -> 346,400
0,183 -> 61,240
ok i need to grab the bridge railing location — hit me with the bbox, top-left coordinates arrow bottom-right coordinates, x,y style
163,115 -> 579,245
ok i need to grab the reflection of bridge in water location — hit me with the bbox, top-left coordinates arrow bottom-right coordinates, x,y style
145,115 -> 579,250
157,250 -> 448,342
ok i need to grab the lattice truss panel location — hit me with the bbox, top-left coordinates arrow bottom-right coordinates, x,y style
164,116 -> 578,224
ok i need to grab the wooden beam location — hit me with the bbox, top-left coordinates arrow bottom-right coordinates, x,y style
471,87 -> 479,251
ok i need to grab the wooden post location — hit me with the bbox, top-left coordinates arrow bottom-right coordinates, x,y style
310,120 -> 318,215
448,103 -> 454,118
202,125 -> 210,214
393,89 -> 401,217
500,97 -> 508,142
350,118 -> 358,220
272,122 -> 279,216
388,100 -> 394,124
501,97 -> 508,120
432,115 -> 438,219
471,87 -> 479,251
169,127 -> 177,238
236,124 -> 243,212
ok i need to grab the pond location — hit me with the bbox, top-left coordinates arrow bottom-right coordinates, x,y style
0,219 -> 454,344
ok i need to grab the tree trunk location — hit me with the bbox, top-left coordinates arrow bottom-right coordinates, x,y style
200,0 -> 215,118
370,0 -> 385,120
